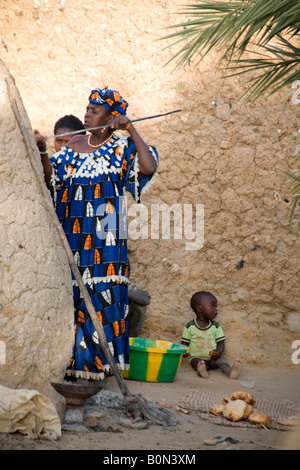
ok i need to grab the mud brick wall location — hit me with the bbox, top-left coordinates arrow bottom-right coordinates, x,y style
0,60 -> 74,397
0,0 -> 299,368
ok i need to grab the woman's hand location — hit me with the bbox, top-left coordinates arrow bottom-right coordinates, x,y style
110,115 -> 132,132
110,116 -> 157,175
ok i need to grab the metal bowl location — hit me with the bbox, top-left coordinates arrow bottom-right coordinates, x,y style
50,381 -> 103,405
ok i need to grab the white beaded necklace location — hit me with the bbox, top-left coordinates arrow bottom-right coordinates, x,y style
87,133 -> 112,148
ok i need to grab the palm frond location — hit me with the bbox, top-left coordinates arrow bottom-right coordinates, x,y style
161,1 -> 300,226
162,0 -> 300,68
225,35 -> 300,101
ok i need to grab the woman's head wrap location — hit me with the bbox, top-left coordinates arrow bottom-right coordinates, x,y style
89,87 -> 128,116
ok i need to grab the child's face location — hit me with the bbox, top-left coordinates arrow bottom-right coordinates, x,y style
195,294 -> 218,321
54,127 -> 74,152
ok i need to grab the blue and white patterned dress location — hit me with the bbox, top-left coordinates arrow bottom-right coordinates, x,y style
50,133 -> 158,380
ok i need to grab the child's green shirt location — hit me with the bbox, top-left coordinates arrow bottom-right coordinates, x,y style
181,319 -> 226,361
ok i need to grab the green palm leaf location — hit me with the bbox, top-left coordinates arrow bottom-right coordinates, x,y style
226,35 -> 300,101
161,0 -> 300,224
163,0 -> 300,64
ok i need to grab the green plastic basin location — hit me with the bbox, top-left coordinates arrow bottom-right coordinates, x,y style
122,337 -> 189,382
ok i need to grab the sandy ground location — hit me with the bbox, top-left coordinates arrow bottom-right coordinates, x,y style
0,360 -> 299,453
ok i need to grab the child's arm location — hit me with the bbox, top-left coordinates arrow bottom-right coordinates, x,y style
181,340 -> 189,357
210,340 -> 225,360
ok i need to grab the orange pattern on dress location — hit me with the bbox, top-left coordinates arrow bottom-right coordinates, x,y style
84,235 -> 92,249
113,321 -> 119,337
73,218 -> 80,233
106,201 -> 114,213
97,311 -> 103,323
121,318 -> 125,334
94,249 -> 101,264
107,263 -> 115,276
78,310 -> 85,323
61,187 -> 68,202
95,356 -> 103,371
95,183 -> 101,198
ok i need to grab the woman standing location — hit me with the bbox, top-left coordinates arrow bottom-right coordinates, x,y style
46,87 -> 158,381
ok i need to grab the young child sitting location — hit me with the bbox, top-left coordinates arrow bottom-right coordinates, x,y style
181,291 -> 242,379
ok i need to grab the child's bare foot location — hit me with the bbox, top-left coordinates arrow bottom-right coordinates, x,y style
229,359 -> 243,379
197,360 -> 209,378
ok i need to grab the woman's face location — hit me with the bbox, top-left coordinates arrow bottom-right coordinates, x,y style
54,127 -> 75,152
84,103 -> 110,129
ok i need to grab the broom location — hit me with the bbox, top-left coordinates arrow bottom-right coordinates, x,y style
8,84 -> 177,426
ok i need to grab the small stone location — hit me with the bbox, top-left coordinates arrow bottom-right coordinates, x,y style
203,439 -> 219,446
220,140 -> 230,149
158,400 -> 172,409
118,418 -> 148,430
130,421 -> 148,430
84,411 -> 104,426
240,381 -> 255,389
118,418 -> 134,428
277,416 -> 300,426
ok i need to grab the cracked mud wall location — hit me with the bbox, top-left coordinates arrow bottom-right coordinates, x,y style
0,60 -> 74,396
0,0 -> 299,370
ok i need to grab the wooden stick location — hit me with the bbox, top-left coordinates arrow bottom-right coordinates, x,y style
8,87 -> 132,399
47,109 -> 182,139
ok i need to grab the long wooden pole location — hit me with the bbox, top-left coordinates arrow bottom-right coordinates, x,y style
46,109 -> 182,139
9,89 -> 131,398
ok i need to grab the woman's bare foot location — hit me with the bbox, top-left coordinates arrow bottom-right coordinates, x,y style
197,360 -> 209,378
229,359 -> 243,379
